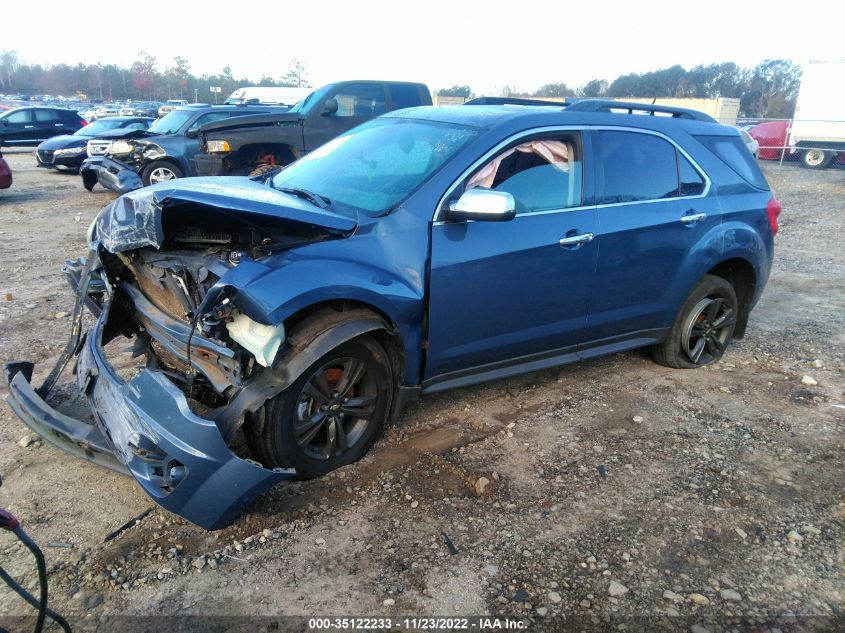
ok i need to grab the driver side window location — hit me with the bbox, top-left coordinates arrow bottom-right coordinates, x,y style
330,84 -> 387,118
466,134 -> 583,214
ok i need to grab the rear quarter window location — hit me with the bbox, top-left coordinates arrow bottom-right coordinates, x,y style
389,84 -> 424,110
695,134 -> 769,190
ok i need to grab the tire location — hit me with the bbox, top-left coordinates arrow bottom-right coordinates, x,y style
141,161 -> 183,186
800,149 -> 834,170
244,336 -> 393,479
652,275 -> 738,369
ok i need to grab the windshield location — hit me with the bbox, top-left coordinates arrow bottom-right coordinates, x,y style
147,110 -> 192,135
74,119 -> 123,136
271,118 -> 480,214
286,85 -> 331,114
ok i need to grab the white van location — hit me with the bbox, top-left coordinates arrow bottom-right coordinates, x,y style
224,86 -> 312,107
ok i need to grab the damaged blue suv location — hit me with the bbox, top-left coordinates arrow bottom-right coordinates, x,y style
4,99 -> 780,529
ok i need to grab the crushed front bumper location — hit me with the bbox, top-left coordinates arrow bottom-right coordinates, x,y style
4,259 -> 294,530
80,156 -> 143,194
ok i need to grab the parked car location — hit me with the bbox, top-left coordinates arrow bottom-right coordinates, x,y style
739,127 -> 759,158
35,117 -> 153,171
0,148 -> 11,189
158,99 -> 189,117
119,102 -> 160,118
80,104 -> 286,192
748,120 -> 790,160
195,80 -> 432,177
0,107 -> 87,146
4,99 -> 780,529
93,104 -> 121,119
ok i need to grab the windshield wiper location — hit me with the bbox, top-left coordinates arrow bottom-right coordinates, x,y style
273,185 -> 331,209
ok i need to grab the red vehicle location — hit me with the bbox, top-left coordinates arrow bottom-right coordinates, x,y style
750,120 -> 845,165
748,121 -> 790,160
0,149 -> 12,189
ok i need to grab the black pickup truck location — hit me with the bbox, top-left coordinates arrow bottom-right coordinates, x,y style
194,80 -> 431,177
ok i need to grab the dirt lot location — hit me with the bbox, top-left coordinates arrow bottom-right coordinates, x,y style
0,149 -> 843,632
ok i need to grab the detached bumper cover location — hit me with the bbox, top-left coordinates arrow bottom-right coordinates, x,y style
4,274 -> 293,530
193,153 -> 225,177
80,156 -> 143,194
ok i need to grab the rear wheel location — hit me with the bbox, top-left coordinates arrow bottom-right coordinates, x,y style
653,275 -> 738,369
800,149 -> 834,170
141,161 -> 183,186
244,336 -> 392,479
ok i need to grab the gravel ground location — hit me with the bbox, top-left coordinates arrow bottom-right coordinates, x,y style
0,149 -> 843,632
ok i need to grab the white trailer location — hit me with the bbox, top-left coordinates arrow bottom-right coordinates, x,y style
224,86 -> 312,107
789,59 -> 845,169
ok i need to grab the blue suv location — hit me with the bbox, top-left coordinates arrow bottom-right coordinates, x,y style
4,99 -> 780,529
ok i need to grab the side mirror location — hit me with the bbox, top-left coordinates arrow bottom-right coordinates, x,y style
185,127 -> 199,138
322,98 -> 339,116
445,188 -> 516,222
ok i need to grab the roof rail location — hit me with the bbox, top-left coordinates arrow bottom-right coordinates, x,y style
464,96 -> 568,107
563,99 -> 717,123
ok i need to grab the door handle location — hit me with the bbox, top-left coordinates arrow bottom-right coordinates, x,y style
55,123 -> 63,127
24,125 -> 34,129
680,211 -> 707,225
559,232 -> 594,247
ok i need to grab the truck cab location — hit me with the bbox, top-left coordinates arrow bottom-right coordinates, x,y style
194,80 -> 432,177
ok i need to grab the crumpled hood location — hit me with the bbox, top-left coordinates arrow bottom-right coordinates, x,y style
93,176 -> 357,253
93,128 -> 150,140
199,112 -> 302,135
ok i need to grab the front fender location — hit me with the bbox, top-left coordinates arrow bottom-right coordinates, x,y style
213,256 -> 425,385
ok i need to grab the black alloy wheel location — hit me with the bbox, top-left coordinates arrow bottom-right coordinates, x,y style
653,274 -> 739,369
244,336 -> 392,479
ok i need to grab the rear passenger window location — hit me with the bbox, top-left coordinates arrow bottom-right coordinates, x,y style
35,109 -> 60,122
467,135 -> 582,214
679,153 -> 706,196
389,84 -> 422,110
595,130 -> 679,203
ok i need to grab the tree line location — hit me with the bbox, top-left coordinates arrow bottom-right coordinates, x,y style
2,51 -> 801,118
437,60 -> 803,118
0,50 -> 310,103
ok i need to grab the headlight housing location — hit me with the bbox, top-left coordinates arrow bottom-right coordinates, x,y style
54,146 -> 86,156
109,140 -> 135,155
207,140 -> 231,153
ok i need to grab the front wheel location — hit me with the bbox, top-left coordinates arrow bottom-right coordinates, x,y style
244,336 -> 393,479
141,161 -> 183,186
653,275 -> 738,369
800,149 -> 834,170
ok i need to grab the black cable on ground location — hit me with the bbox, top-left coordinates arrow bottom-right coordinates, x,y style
0,565 -> 72,633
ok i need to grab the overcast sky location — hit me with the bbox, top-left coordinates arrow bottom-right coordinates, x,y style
5,0 -> 843,95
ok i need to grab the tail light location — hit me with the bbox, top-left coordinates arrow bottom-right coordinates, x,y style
79,119 -> 87,127
766,197 -> 782,236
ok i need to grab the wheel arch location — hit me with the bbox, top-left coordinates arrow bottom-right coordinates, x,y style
705,257 -> 757,339
142,156 -> 185,180
283,299 -> 406,387
234,142 -> 299,167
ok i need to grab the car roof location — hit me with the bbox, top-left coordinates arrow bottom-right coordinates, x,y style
387,102 -> 737,137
